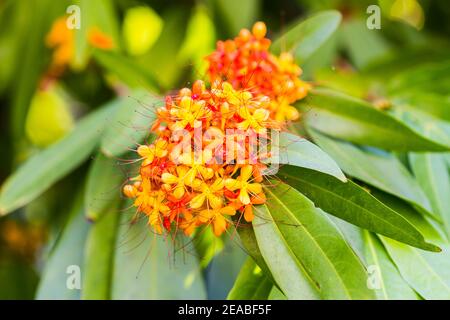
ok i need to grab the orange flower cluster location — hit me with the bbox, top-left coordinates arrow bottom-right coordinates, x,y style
206,22 -> 311,121
123,80 -> 273,236
123,22 -> 310,237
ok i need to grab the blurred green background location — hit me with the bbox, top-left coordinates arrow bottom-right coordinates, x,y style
1,0 -> 450,299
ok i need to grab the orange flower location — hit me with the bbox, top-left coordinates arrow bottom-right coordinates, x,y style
88,27 -> 115,50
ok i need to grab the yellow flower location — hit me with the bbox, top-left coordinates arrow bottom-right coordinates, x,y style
161,166 -> 189,199
225,165 -> 262,205
137,139 -> 168,166
147,190 -> 170,234
236,108 -> 270,134
199,205 -> 236,236
190,178 -> 224,209
170,96 -> 209,130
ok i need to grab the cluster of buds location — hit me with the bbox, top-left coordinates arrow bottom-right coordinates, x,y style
206,22 -> 311,121
123,22 -> 310,237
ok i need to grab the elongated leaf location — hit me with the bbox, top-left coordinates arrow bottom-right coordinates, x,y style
193,227 -> 224,269
410,153 -> 450,237
252,204 -> 320,300
82,200 -> 120,299
269,131 -> 345,181
100,91 -> 160,157
255,183 -> 374,299
309,129 -> 432,214
272,10 -> 341,64
0,102 -> 118,215
111,213 -> 206,299
300,88 -> 449,151
36,192 -> 90,299
93,50 -> 158,91
227,258 -> 273,300
381,237 -> 450,300
85,153 -> 123,221
364,231 -> 418,300
279,166 -> 440,252
73,0 -> 121,70
390,92 -> 450,122
340,18 -> 390,70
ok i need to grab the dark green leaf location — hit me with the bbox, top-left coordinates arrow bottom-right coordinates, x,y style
227,258 -> 273,300
279,166 -> 440,252
254,182 -> 374,299
300,88 -> 449,151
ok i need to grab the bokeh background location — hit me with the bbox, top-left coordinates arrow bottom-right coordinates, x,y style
1,0 -> 450,299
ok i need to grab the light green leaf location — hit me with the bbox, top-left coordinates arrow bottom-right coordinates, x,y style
309,129 -> 433,215
100,90 -> 160,157
254,183 -> 374,299
111,213 -> 206,299
227,258 -> 273,300
364,231 -> 418,300
268,131 -> 345,181
390,92 -> 450,122
272,10 -> 341,64
381,237 -> 450,300
84,153 -> 123,221
36,193 -> 90,299
0,102 -> 117,215
279,166 -> 440,252
300,88 -> 449,151
410,153 -> 450,238
82,200 -> 120,299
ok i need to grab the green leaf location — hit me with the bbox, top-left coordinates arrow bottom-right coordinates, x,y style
251,204 -> 320,300
300,88 -> 449,151
279,166 -> 440,252
82,200 -> 120,299
227,258 -> 273,300
0,102 -> 118,215
111,213 -> 206,299
410,153 -> 450,238
272,10 -> 341,64
100,90 -> 160,157
269,131 -> 345,181
36,192 -> 90,299
84,152 -> 123,221
309,129 -> 433,215
381,237 -> 450,300
93,50 -> 158,91
193,227 -> 224,269
73,0 -> 121,70
390,92 -> 450,122
215,0 -> 260,35
254,183 -> 374,299
364,231 -> 418,300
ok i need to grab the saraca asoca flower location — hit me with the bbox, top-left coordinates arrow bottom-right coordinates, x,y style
123,22 -> 309,237
206,22 -> 311,121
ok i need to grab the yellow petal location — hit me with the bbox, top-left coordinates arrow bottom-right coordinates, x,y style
208,194 -> 223,209
225,179 -> 241,191
161,172 -> 178,184
253,108 -> 269,121
190,193 -> 206,209
239,189 -> 251,205
240,165 -> 253,182
173,185 -> 185,199
220,206 -> 236,216
213,214 -> 227,236
247,183 -> 262,195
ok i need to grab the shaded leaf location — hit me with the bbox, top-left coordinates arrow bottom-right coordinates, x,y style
0,102 -> 117,215
227,258 -> 273,300
300,88 -> 449,151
